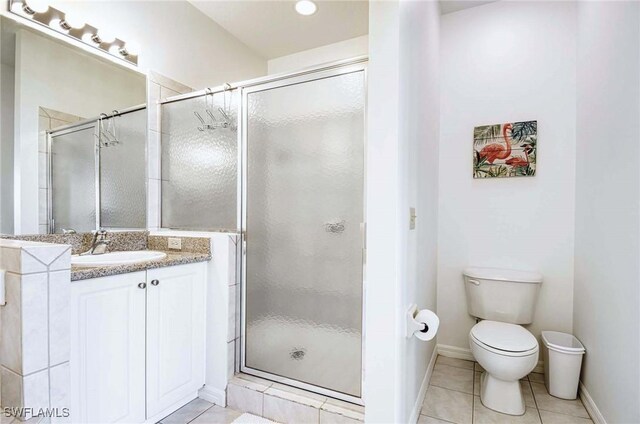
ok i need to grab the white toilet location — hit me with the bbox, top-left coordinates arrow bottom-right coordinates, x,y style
463,267 -> 543,415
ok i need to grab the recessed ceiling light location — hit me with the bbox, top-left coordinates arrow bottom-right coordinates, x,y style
295,0 -> 317,16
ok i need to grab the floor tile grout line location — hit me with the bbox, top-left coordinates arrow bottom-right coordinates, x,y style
185,403 -> 215,424
429,382 -> 474,396
529,378 -> 544,423
529,380 -> 592,420
471,367 -> 476,424
420,413 -> 456,424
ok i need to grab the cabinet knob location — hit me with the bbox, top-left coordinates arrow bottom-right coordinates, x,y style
151,279 -> 160,286
138,282 -> 147,289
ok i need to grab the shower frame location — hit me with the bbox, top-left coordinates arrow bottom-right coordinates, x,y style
239,59 -> 368,405
158,57 -> 368,404
46,104 -> 147,233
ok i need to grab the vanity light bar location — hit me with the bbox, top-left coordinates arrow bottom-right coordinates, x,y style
8,0 -> 138,65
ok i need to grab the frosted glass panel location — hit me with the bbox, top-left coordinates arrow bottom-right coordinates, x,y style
161,92 -> 237,230
51,126 -> 96,233
244,71 -> 365,397
100,109 -> 146,228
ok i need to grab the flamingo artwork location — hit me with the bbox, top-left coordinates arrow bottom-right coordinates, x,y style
479,123 -> 513,164
473,120 -> 537,178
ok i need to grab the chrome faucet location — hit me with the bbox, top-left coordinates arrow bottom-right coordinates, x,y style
81,229 -> 110,255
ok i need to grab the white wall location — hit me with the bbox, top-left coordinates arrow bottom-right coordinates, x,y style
574,2 -> 640,423
45,0 -> 267,89
364,2 -> 401,421
14,29 -> 146,233
398,0 -> 440,422
437,1 -> 577,349
365,1 -> 440,422
267,35 -> 368,74
0,62 -> 14,235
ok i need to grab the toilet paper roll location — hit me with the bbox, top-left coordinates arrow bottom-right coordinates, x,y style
414,309 -> 439,341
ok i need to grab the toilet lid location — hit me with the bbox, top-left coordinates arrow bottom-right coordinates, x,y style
471,321 -> 538,352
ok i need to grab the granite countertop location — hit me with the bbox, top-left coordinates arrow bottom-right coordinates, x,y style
71,250 -> 211,281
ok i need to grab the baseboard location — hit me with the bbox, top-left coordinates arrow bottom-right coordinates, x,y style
409,347 -> 438,424
199,385 -> 226,406
579,382 -> 606,424
437,344 -> 544,373
437,344 -> 475,361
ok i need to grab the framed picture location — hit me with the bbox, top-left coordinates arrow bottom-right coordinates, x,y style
473,120 -> 537,178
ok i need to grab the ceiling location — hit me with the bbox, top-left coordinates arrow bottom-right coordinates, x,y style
189,0 -> 369,60
439,0 -> 497,15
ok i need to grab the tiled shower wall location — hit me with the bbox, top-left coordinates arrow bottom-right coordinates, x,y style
146,71 -> 193,231
37,108 -> 84,235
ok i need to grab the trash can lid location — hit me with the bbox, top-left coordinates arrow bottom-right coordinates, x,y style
541,331 -> 585,354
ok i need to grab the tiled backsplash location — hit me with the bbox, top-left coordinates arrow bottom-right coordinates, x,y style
148,235 -> 211,254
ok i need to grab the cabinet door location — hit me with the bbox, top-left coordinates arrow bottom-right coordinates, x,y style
146,263 -> 206,419
70,272 -> 147,424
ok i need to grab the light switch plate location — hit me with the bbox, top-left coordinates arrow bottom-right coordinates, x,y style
409,207 -> 417,230
168,237 -> 182,250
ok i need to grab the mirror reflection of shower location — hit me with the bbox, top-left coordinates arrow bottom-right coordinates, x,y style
194,84 -> 236,131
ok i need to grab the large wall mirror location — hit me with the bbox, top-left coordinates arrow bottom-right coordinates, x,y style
0,15 -> 147,235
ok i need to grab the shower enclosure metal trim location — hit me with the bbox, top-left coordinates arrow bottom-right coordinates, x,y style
239,60 -> 368,405
47,104 -> 146,233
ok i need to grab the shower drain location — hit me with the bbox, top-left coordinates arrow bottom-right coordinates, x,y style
290,348 -> 306,360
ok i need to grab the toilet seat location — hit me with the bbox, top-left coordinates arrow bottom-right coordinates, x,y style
471,321 -> 538,357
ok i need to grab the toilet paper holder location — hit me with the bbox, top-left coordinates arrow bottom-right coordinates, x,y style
406,304 -> 430,338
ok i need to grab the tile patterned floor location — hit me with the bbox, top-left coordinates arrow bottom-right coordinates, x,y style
158,398 -> 244,424
420,356 -> 594,424
160,355 -> 594,424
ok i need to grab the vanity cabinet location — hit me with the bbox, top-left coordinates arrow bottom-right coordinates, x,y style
70,263 -> 207,424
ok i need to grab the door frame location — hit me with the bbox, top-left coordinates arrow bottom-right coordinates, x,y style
238,59 -> 368,405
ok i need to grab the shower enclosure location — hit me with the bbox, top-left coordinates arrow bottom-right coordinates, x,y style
159,59 -> 367,403
241,65 -> 366,402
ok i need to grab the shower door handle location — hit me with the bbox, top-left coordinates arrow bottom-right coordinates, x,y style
324,221 -> 345,234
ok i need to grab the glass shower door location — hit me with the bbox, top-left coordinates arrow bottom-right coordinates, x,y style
243,68 -> 365,399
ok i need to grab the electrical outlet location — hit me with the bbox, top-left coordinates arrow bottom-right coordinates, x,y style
168,237 -> 182,250
409,207 -> 417,230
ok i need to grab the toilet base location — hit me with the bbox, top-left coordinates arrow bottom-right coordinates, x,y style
480,372 -> 525,416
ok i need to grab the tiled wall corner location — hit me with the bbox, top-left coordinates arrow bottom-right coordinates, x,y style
0,240 -> 72,421
227,234 -> 241,381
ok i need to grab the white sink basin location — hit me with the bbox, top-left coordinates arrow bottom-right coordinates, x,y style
72,251 -> 167,267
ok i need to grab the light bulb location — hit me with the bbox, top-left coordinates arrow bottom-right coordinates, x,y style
81,32 -> 96,43
63,12 -> 85,29
10,1 -> 25,13
295,0 -> 317,16
97,29 -> 115,44
124,41 -> 139,56
108,44 -> 122,55
25,0 -> 49,13
49,18 -> 69,31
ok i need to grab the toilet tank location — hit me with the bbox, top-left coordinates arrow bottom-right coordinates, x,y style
463,267 -> 542,324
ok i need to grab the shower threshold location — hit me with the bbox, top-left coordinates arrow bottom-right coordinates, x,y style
227,373 -> 365,423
